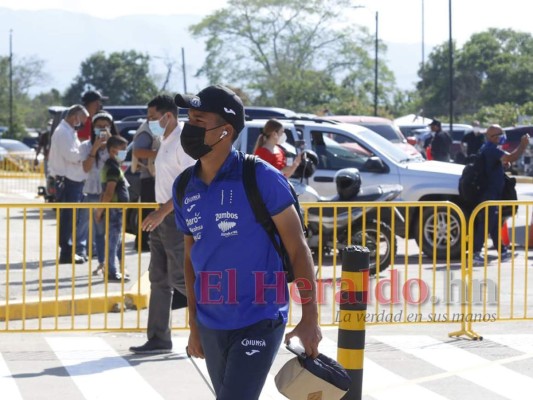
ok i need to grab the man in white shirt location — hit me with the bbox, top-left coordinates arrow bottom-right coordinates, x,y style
129,95 -> 194,354
48,104 -> 89,264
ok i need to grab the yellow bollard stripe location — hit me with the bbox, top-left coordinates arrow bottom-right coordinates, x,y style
338,309 -> 366,331
339,271 -> 369,292
337,348 -> 364,370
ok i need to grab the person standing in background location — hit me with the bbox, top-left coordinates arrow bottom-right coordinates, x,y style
78,111 -> 115,273
129,95 -> 194,354
426,119 -> 452,162
77,90 -> 108,142
48,104 -> 89,265
253,119 -> 301,178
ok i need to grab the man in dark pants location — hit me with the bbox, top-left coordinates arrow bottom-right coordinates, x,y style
472,125 -> 529,265
426,119 -> 452,162
173,85 -> 321,399
129,95 -> 194,354
48,105 -> 89,264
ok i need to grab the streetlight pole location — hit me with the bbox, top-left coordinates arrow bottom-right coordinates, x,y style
9,29 -> 13,137
181,47 -> 187,93
421,0 -> 425,115
448,0 -> 454,131
374,11 -> 379,117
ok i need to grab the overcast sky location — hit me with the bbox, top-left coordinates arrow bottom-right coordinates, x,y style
2,0 -> 532,45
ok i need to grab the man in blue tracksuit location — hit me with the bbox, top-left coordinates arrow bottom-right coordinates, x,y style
472,125 -> 529,265
173,85 -> 321,399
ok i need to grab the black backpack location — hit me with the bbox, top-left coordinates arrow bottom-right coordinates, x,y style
175,154 -> 306,282
458,151 -> 487,208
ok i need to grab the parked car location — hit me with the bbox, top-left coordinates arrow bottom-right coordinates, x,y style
244,106 -> 298,120
324,115 -> 421,159
235,118 -> 465,259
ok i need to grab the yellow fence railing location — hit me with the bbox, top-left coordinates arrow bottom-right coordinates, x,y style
0,155 -> 45,196
0,200 -> 531,337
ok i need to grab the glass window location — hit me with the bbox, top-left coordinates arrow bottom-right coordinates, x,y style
311,131 -> 372,170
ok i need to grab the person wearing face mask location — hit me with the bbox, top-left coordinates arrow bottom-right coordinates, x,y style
94,135 -> 130,282
172,85 -> 321,400
77,90 -> 108,141
48,104 -> 90,264
472,125 -> 530,266
78,111 -> 115,272
129,95 -> 194,354
253,118 -> 302,178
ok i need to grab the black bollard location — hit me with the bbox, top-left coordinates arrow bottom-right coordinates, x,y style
337,245 -> 370,400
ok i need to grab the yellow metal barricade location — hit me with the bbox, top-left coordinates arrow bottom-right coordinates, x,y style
0,202 -> 160,332
466,200 -> 533,339
2,198 -> 531,337
286,201 -> 470,336
0,155 -> 45,196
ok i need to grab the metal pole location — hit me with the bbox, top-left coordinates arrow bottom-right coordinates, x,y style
448,0 -> 454,131
181,47 -> 187,93
373,11 -> 379,117
337,246 -> 370,400
421,0 -> 425,114
9,29 -> 13,137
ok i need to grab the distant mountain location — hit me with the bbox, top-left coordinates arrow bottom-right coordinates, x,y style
0,8 -> 427,97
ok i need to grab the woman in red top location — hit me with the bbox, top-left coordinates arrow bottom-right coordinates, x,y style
253,119 -> 301,178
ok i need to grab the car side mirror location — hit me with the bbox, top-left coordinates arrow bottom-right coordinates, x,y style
364,156 -> 387,173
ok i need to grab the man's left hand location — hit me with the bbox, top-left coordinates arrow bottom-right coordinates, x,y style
142,208 -> 165,232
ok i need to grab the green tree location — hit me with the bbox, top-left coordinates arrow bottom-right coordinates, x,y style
190,0 -> 396,113
64,51 -> 158,105
418,28 -> 533,119
0,55 -> 49,137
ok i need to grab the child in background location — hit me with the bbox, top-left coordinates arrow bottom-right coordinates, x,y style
95,135 -> 130,282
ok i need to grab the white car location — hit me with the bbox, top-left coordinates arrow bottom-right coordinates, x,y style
236,118 -> 465,259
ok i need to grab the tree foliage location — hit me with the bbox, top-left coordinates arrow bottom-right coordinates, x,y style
64,51 -> 158,105
0,55 -> 49,137
190,0 -> 396,113
418,28 -> 533,119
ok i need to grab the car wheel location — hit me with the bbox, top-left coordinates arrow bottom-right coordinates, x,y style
346,220 -> 396,276
415,207 -> 462,260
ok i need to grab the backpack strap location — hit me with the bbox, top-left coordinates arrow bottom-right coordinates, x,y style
175,166 -> 195,207
242,154 -> 306,259
242,155 -> 285,258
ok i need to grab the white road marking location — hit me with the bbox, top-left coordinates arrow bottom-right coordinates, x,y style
320,336 -> 447,399
46,337 -> 164,400
0,353 -> 23,400
376,335 -> 533,400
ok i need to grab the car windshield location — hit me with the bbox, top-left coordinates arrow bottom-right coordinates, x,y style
311,126 -> 417,170
356,129 -> 419,162
363,124 -> 402,143
0,140 -> 32,152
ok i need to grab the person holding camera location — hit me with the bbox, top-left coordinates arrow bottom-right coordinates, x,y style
253,118 -> 302,178
78,111 -> 115,271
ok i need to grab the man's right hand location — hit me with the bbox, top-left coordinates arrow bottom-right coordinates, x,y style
187,327 -> 205,359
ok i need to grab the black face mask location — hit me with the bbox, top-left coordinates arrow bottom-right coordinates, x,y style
181,122 -> 226,160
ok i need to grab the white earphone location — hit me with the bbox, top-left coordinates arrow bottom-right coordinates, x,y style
220,131 -> 228,139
